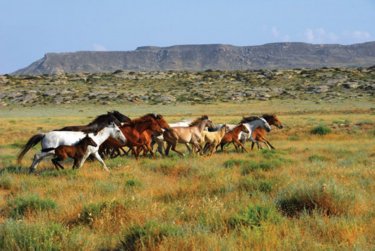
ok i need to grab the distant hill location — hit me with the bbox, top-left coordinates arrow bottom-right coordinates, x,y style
13,42 -> 375,75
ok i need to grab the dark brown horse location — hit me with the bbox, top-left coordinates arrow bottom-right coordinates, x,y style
56,111 -> 131,134
52,135 -> 97,170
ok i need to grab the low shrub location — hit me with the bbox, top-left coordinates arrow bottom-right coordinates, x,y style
308,154 -> 328,163
8,194 -> 57,218
119,221 -> 183,250
276,181 -> 356,217
0,220 -> 65,250
310,125 -> 332,135
125,179 -> 142,188
227,205 -> 281,229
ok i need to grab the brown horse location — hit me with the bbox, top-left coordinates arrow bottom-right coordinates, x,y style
251,114 -> 283,150
217,124 -> 249,152
100,113 -> 170,159
52,135 -> 97,170
163,115 -> 212,156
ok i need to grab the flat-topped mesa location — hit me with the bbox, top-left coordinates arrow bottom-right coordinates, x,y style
12,42 -> 375,75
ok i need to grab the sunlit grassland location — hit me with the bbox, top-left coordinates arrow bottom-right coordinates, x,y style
0,100 -> 374,250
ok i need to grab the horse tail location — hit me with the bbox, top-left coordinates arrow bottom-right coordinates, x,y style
17,134 -> 45,164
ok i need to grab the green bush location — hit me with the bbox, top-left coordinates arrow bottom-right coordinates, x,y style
0,220 -> 65,250
119,221 -> 183,250
310,125 -> 332,135
125,179 -> 142,187
276,181 -> 356,217
228,205 -> 281,229
8,195 -> 57,218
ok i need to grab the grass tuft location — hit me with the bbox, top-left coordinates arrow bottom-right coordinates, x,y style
228,204 -> 282,229
276,181 -> 357,217
310,124 -> 332,135
119,221 -> 183,250
8,194 -> 57,218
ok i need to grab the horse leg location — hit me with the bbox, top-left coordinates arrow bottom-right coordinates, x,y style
263,138 -> 275,150
29,151 -> 54,173
234,139 -> 248,153
184,143 -> 192,153
92,151 -> 110,172
251,142 -> 255,150
171,143 -> 184,157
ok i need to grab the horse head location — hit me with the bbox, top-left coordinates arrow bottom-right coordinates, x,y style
262,114 -> 283,129
260,118 -> 272,132
108,122 -> 127,144
82,134 -> 97,147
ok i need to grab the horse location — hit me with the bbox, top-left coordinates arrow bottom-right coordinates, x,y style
99,113 -> 170,159
201,124 -> 230,155
51,135 -> 97,170
250,114 -> 283,150
17,122 -> 126,172
163,115 -> 213,156
55,110 -> 131,134
239,116 -> 272,144
216,123 -> 249,152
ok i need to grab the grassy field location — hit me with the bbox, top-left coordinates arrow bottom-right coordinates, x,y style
0,99 -> 374,250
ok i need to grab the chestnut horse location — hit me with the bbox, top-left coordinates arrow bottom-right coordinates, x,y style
100,113 -> 170,159
163,115 -> 213,156
217,123 -> 249,152
251,114 -> 283,150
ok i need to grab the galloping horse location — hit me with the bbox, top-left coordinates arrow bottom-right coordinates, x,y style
18,122 -> 127,172
99,113 -> 170,159
239,116 -> 272,144
201,124 -> 230,155
251,114 -> 283,150
56,111 -> 131,134
163,115 -> 213,156
217,123 -> 249,152
52,135 -> 97,170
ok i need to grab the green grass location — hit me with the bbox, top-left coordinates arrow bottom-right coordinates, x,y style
7,194 -> 57,218
310,124 -> 332,135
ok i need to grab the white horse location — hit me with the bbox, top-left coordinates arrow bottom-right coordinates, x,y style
18,122 -> 126,172
239,117 -> 271,144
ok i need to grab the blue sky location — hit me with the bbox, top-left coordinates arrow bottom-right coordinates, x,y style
0,0 -> 374,73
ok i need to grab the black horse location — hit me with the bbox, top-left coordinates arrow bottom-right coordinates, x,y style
55,110 -> 131,134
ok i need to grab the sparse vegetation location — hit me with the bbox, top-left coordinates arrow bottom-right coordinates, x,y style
311,124 -> 332,135
0,82 -> 373,249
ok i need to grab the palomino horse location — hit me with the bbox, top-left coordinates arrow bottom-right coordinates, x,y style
163,115 -> 213,156
18,122 -> 126,172
56,111 -> 131,134
251,114 -> 283,150
100,113 -> 170,159
201,124 -> 230,155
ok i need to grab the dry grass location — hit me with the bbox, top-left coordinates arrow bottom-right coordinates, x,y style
0,100 -> 374,250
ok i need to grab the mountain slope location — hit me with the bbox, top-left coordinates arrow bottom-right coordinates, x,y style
13,42 -> 375,75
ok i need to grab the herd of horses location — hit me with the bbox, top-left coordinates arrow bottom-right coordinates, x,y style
17,111 -> 283,173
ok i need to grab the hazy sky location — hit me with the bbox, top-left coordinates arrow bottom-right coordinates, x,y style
1,0 -> 374,73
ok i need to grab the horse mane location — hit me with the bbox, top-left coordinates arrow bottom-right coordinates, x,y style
110,110 -> 131,123
240,116 -> 260,123
262,114 -> 275,120
189,115 -> 209,126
